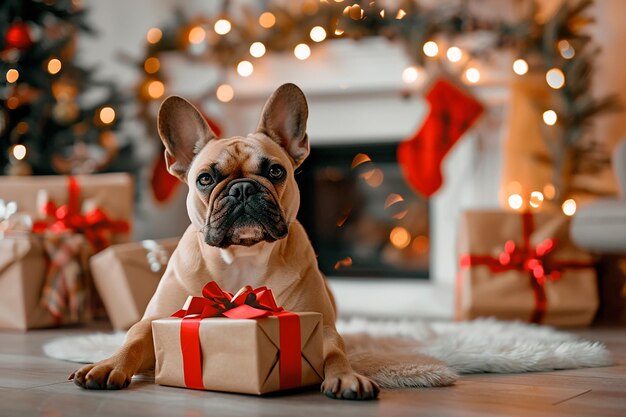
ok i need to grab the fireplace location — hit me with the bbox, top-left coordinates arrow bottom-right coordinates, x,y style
297,142 -> 430,279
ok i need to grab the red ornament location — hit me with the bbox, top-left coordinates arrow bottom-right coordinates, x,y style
5,23 -> 33,51
397,79 -> 484,198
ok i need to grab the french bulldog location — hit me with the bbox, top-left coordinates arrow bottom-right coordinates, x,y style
71,83 -> 380,400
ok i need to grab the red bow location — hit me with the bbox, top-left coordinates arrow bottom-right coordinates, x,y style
32,176 -> 129,252
173,281 -> 302,391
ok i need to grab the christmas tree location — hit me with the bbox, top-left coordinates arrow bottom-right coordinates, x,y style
0,0 -> 129,176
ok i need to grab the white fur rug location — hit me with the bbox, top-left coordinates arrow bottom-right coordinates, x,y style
44,318 -> 613,388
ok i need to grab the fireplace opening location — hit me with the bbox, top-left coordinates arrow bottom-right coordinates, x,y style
296,142 -> 430,279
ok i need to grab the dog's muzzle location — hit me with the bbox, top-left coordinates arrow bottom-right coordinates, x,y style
204,179 -> 288,247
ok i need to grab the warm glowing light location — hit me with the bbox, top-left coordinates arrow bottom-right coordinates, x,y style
396,9 -> 407,19
379,9 -> 385,18
558,40 -> 575,59
259,12 -> 276,28
508,194 -> 523,210
47,58 -> 62,75
294,43 -> 311,60
543,110 -> 557,126
6,69 -> 19,83
529,191 -> 544,209
188,26 -> 206,44
334,257 -> 353,270
390,227 -> 411,249
144,57 -> 160,74
513,58 -> 528,75
412,235 -> 429,254
351,153 -> 372,169
147,80 -> 165,99
546,68 -> 565,89
99,107 -> 116,124
446,46 -> 462,63
384,193 -> 405,209
543,183 -> 556,200
12,145 -> 27,161
146,28 -> 162,44
249,42 -> 266,58
361,168 -> 384,187
402,66 -> 419,84
216,84 -> 234,102
562,199 -> 577,216
6,96 -> 19,109
310,26 -> 327,42
237,60 -> 254,77
16,122 -> 28,135
423,41 -> 439,57
348,5 -> 364,20
465,67 -> 480,83
214,19 -> 231,35
334,28 -> 344,35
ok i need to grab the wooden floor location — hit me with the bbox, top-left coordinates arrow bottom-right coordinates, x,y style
0,325 -> 624,417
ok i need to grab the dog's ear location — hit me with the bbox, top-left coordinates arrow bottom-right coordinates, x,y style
158,96 -> 217,181
257,83 -> 309,167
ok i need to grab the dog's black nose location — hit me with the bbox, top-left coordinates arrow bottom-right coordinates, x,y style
228,180 -> 258,201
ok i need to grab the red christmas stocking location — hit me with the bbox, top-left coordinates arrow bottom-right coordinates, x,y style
398,79 -> 484,198
151,112 -> 222,203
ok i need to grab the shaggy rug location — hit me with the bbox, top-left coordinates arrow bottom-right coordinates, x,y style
43,318 -> 613,389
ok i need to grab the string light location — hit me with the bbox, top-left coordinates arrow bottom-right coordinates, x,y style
402,66 -> 419,84
6,69 -> 19,83
216,84 -> 234,102
543,183 -> 556,200
396,9 -> 407,19
334,28 -> 344,35
348,5 -> 364,20
294,43 -> 311,60
7,96 -> 19,109
12,145 -> 27,161
513,58 -> 528,75
446,46 -> 462,62
310,26 -> 327,42
99,107 -> 116,124
562,199 -> 577,216
558,40 -> 575,59
237,60 -> 254,77
546,68 -> 565,89
390,226 -> 411,249
144,57 -> 160,74
146,28 -> 162,44
16,122 -> 28,135
249,42 -> 266,58
188,26 -> 206,44
508,194 -> 523,210
543,110 -> 557,126
214,19 -> 231,35
422,41 -> 439,57
259,12 -> 276,28
147,80 -> 165,99
47,58 -> 62,75
465,67 -> 480,83
529,191 -> 544,209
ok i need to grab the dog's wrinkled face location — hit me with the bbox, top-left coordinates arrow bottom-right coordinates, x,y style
157,83 -> 310,248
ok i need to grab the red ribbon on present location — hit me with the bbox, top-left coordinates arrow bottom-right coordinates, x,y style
172,281 -> 302,391
458,212 -> 593,323
32,176 -> 130,252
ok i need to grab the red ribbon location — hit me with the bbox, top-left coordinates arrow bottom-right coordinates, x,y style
32,176 -> 130,252
173,281 -> 302,391
458,212 -> 593,323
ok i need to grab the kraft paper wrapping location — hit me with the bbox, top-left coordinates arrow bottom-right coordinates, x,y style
90,238 -> 179,330
457,210 -> 598,326
152,313 -> 324,395
0,236 -> 92,330
0,173 -> 133,245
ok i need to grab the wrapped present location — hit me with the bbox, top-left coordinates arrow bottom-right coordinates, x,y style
153,281 -> 324,395
456,210 -> 598,326
90,238 -> 179,330
0,174 -> 133,247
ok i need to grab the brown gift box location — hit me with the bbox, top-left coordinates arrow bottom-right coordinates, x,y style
0,235 -> 92,330
456,210 -> 598,326
90,238 -> 179,330
152,313 -> 324,395
0,173 -> 133,245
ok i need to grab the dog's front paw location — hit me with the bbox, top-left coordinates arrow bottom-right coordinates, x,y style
70,359 -> 132,390
321,372 -> 380,400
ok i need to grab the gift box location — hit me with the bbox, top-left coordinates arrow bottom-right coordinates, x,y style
456,210 -> 598,326
90,238 -> 179,330
0,234 -> 92,330
152,282 -> 324,395
0,173 -> 133,246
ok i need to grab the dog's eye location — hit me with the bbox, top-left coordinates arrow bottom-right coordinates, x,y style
268,165 -> 285,181
196,173 -> 214,188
